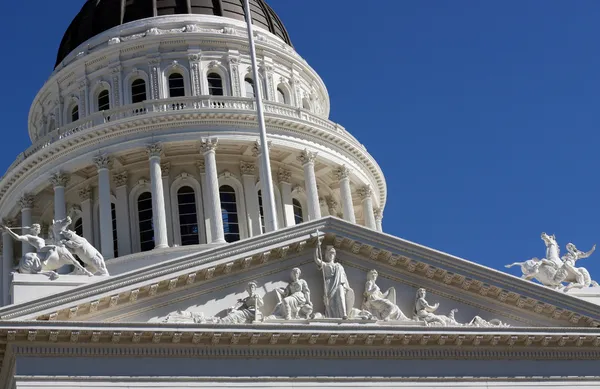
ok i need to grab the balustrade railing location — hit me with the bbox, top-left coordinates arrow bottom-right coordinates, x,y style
15,97 -> 364,171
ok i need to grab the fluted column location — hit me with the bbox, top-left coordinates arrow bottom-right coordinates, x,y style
374,208 -> 383,232
196,161 -> 210,244
297,149 -> 321,220
201,139 -> 225,243
50,172 -> 69,221
113,172 -> 132,256
18,194 -> 34,254
278,168 -> 294,227
78,187 -> 94,244
146,144 -> 169,249
94,155 -> 115,259
358,186 -> 376,230
2,218 -> 14,306
334,165 -> 356,223
240,161 -> 261,236
161,162 -> 173,247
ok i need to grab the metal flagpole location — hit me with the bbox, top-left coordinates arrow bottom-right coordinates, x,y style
243,0 -> 279,233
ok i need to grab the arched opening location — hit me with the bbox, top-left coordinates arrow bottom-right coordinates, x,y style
168,73 -> 185,97
219,185 -> 240,243
111,203 -> 118,258
137,192 -> 154,252
177,186 -> 199,246
277,88 -> 287,104
293,199 -> 304,225
74,217 -> 83,237
244,77 -> 255,98
71,105 -> 79,122
131,79 -> 147,103
207,73 -> 224,96
98,90 -> 110,111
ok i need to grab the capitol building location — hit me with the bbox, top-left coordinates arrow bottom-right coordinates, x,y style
0,1 -> 599,388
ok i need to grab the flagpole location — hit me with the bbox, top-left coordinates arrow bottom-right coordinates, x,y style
243,0 -> 279,233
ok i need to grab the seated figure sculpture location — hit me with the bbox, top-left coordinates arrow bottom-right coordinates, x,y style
361,269 -> 409,321
269,268 -> 313,320
413,288 -> 460,326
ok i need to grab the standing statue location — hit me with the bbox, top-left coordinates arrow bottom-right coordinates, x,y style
505,233 -> 598,291
314,244 -> 354,319
362,270 -> 409,321
1,222 -> 93,279
414,288 -> 460,326
269,268 -> 313,320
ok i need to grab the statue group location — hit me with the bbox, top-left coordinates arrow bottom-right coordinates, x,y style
506,233 -> 598,292
1,217 -> 109,279
164,243 -> 507,327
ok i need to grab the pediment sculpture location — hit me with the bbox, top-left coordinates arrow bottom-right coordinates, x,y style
1,216 -> 109,279
506,232 -> 598,291
268,268 -> 314,320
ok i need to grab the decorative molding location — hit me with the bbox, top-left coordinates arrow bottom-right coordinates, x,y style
160,162 -> 171,177
297,149 -> 317,165
196,160 -> 206,174
278,168 -> 291,184
240,161 -> 256,176
113,171 -> 128,187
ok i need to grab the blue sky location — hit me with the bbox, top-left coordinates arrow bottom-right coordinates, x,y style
1,1 -> 600,278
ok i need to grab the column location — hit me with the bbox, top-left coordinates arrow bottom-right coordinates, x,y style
240,161 -> 261,236
2,218 -> 14,306
201,138 -> 225,243
196,161 -> 210,244
78,186 -> 94,244
146,143 -> 169,249
297,149 -> 321,220
278,168 -> 294,227
113,172 -> 132,256
160,162 -> 173,247
18,194 -> 34,255
94,155 -> 115,259
374,208 -> 383,232
358,186 -> 376,230
50,172 -> 69,221
334,165 -> 356,223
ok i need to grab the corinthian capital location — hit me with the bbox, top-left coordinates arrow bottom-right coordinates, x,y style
113,171 -> 128,187
78,186 -> 92,201
240,161 -> 256,176
196,160 -> 206,174
200,138 -> 218,154
18,194 -> 35,210
297,149 -> 317,166
357,185 -> 373,201
278,168 -> 291,184
146,143 -> 163,158
93,154 -> 112,170
251,140 -> 272,157
50,172 -> 70,188
160,162 -> 171,177
333,165 -> 351,181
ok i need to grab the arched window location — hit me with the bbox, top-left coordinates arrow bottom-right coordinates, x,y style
111,203 -> 118,258
207,73 -> 224,96
74,218 -> 83,237
244,77 -> 255,98
220,185 -> 240,243
177,186 -> 199,246
258,190 -> 265,233
277,88 -> 287,104
71,105 -> 79,122
98,90 -> 110,111
137,192 -> 154,252
293,199 -> 304,224
168,73 -> 185,97
131,79 -> 147,103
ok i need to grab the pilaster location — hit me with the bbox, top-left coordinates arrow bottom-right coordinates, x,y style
227,52 -> 242,97
188,53 -> 202,96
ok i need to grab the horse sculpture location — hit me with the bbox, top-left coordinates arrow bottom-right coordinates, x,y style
506,232 -> 598,291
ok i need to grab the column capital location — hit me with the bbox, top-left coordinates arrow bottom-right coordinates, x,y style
357,185 -> 373,201
278,168 -> 292,184
333,165 -> 351,181
326,197 -> 338,214
93,154 -> 112,170
18,194 -> 35,210
160,162 -> 171,177
146,143 -> 163,158
297,149 -> 317,166
200,138 -> 218,154
252,140 -> 272,157
374,207 -> 383,221
240,161 -> 256,176
196,160 -> 206,174
78,186 -> 93,201
113,171 -> 128,187
50,172 -> 70,188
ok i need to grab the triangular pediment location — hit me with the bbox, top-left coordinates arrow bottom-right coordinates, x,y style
1,218 -> 599,329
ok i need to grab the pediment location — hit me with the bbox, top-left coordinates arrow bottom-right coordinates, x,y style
1,218 -> 599,329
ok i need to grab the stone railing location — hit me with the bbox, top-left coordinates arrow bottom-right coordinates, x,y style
11,97 -> 363,172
